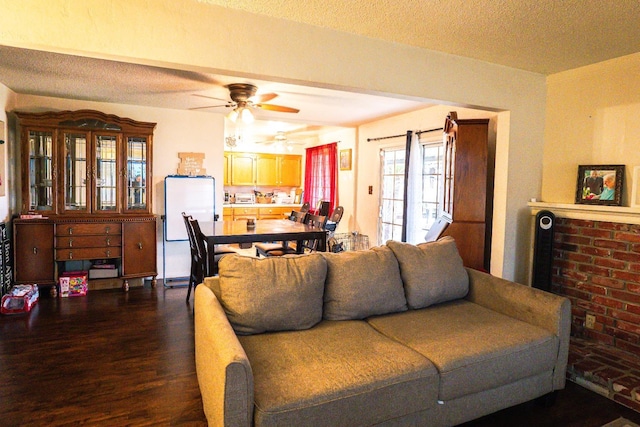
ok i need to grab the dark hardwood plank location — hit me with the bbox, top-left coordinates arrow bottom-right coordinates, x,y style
2,286 -> 639,426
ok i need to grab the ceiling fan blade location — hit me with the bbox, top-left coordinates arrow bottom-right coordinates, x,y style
192,93 -> 230,102
255,93 -> 278,103
188,104 -> 231,110
257,104 -> 300,113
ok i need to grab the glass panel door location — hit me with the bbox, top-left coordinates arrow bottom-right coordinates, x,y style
125,136 -> 148,211
27,130 -> 55,212
62,132 -> 89,212
379,147 -> 405,243
95,134 -> 119,212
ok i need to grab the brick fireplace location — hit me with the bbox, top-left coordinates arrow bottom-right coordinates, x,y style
551,217 -> 640,353
532,205 -> 640,411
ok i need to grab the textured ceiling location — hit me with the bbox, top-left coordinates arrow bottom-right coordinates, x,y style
2,1 -> 640,141
201,0 -> 640,75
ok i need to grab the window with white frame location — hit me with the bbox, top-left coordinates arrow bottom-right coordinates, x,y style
378,138 -> 444,243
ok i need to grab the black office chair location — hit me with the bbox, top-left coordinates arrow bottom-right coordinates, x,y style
424,215 -> 452,242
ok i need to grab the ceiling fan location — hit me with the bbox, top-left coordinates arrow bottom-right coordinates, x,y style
191,83 -> 300,123
256,130 -> 306,146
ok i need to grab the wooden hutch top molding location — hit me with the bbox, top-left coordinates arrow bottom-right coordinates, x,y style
14,109 -> 157,132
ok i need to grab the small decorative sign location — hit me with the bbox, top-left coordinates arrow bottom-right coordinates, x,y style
177,152 -> 206,176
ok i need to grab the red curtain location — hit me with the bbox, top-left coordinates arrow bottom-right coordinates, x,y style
303,142 -> 338,215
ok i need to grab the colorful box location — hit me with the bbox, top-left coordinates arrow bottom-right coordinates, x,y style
1,284 -> 39,314
59,271 -> 88,297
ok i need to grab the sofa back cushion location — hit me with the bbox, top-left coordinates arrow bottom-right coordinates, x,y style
387,237 -> 468,309
217,253 -> 327,335
321,246 -> 407,320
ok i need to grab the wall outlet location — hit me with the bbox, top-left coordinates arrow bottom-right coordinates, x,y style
585,314 -> 596,329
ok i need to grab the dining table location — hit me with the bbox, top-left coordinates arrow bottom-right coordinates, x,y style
199,219 -> 328,274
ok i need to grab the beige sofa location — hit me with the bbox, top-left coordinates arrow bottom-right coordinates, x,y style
195,237 -> 571,427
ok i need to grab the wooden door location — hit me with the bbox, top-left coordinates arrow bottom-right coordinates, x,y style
14,222 -> 55,284
122,219 -> 157,278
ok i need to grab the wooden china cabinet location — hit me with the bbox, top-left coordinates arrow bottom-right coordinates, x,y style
441,112 -> 491,271
13,110 -> 158,288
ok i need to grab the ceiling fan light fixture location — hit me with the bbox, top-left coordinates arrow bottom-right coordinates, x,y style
227,109 -> 239,123
240,107 -> 254,123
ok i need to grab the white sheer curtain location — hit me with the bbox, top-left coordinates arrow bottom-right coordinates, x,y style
405,132 -> 423,244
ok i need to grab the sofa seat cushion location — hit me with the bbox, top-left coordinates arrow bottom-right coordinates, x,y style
238,320 -> 439,427
387,237 -> 469,309
367,300 -> 559,401
217,253 -> 327,335
321,245 -> 407,320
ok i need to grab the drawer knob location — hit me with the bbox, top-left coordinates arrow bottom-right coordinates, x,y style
106,249 -> 111,257
105,226 -> 110,234
33,247 -> 38,255
68,227 -> 73,235
138,242 -> 143,250
69,239 -> 73,247
106,237 -> 111,246
69,252 -> 73,260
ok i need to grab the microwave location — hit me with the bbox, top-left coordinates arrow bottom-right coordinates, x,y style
235,193 -> 255,204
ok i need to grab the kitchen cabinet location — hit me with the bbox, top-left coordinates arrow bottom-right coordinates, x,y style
230,152 -> 257,185
223,207 -> 233,221
223,206 -> 296,221
232,207 -> 259,221
14,110 -> 158,288
223,152 -> 231,185
225,152 -> 302,187
441,112 -> 491,271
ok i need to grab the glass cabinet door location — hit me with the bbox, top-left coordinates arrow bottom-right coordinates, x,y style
27,130 -> 55,212
94,134 -> 120,212
62,132 -> 89,213
125,136 -> 148,212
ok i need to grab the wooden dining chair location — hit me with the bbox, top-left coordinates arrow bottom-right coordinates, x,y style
255,210 -> 308,257
182,213 -> 206,303
183,212 -> 238,302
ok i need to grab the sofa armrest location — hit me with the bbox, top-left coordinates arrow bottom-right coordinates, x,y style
464,268 -> 571,390
195,280 -> 254,427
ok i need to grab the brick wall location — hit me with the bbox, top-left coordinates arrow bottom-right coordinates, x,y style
552,218 -> 640,354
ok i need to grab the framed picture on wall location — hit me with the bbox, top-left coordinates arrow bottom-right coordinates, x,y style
340,149 -> 352,171
575,164 -> 624,206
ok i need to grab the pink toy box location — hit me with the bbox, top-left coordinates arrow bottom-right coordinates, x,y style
58,271 -> 88,297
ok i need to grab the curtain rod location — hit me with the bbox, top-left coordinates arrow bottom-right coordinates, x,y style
367,127 -> 443,142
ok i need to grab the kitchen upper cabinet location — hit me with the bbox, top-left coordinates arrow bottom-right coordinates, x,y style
230,152 -> 257,185
256,154 -> 279,185
226,152 -> 302,187
278,155 -> 302,187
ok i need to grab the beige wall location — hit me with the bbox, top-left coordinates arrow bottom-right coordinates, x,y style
543,52 -> 640,205
0,0 -> 548,282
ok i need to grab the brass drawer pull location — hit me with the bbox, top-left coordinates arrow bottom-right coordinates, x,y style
69,252 -> 73,260
33,247 -> 38,255
138,242 -> 143,250
69,239 -> 73,247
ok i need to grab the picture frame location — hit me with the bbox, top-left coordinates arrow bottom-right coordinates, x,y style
339,149 -> 352,171
575,164 -> 624,206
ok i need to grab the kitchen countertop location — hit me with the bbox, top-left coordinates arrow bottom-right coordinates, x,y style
223,203 -> 302,208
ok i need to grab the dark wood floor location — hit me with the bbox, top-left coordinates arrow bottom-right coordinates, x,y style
2,286 -> 640,427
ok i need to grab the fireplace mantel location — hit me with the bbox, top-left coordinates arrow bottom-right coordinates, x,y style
528,201 -> 640,225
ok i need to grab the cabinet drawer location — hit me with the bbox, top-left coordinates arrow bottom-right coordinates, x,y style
56,247 -> 122,261
258,207 -> 289,219
56,235 -> 122,249
232,207 -> 259,215
56,223 -> 122,236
